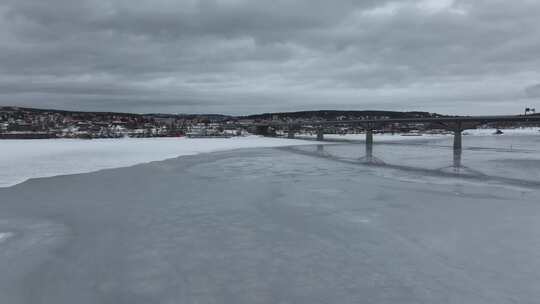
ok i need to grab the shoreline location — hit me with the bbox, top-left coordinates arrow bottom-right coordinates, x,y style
0,136 -> 332,188
1,129 -> 539,188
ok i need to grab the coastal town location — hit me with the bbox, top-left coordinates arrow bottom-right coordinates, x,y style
1,106 -> 538,139
0,106 -> 238,139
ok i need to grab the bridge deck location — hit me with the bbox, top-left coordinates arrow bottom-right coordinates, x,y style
258,115 -> 540,127
253,114 -> 540,161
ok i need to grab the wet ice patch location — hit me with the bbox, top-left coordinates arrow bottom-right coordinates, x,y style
0,219 -> 68,257
0,220 -> 68,303
0,232 -> 14,243
350,217 -> 372,224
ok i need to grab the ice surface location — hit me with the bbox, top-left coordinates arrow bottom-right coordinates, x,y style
1,133 -> 540,303
0,136 -> 326,188
294,131 -> 540,184
316,133 -> 452,142
0,232 -> 13,243
3,129 -> 533,188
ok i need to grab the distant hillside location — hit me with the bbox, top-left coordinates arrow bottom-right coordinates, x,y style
1,107 -> 443,121
143,113 -> 232,121
0,106 -> 231,121
240,110 -> 444,121
0,106 -> 141,117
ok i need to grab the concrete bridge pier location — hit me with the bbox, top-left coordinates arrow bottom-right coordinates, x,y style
316,128 -> 324,141
452,123 -> 463,169
365,129 -> 374,162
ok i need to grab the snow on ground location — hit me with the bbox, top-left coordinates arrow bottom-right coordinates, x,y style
0,136 -> 328,188
464,127 -> 540,136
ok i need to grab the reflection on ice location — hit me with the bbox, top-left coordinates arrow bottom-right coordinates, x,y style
289,135 -> 540,187
453,148 -> 462,170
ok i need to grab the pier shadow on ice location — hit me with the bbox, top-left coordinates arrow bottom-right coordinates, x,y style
284,139 -> 540,188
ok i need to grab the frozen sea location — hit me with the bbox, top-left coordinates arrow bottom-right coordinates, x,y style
1,132 -> 540,303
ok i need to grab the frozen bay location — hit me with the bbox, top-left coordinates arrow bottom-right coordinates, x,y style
1,135 -> 540,303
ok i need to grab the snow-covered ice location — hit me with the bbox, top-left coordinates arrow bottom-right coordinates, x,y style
0,136 -> 326,188
464,127 -> 540,136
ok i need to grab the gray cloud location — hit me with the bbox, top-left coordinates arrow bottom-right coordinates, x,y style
1,0 -> 540,114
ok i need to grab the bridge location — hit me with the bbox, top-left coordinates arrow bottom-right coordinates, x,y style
256,114 -> 540,166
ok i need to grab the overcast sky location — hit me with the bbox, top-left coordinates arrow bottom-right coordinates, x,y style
1,0 -> 539,115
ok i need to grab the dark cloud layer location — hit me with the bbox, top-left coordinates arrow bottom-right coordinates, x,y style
1,0 -> 539,114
